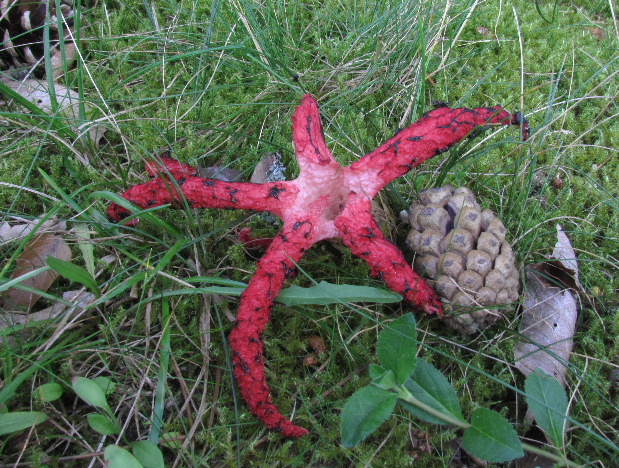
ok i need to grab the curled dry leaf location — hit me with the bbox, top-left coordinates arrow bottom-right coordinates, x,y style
197,166 -> 245,182
2,232 -> 71,311
303,356 -> 321,367
587,27 -> 605,41
0,218 -> 66,245
514,225 -> 579,386
250,152 -> 286,185
552,225 -> 583,291
0,290 -> 95,329
250,152 -> 287,225
307,335 -> 328,354
514,271 -> 577,386
304,335 -> 329,367
0,76 -> 106,145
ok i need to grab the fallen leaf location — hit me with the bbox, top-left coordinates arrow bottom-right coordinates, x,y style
0,222 -> 32,244
587,27 -> 605,41
0,218 -> 66,245
197,166 -> 245,182
250,152 -> 286,225
0,290 -> 95,329
514,225 -> 579,386
307,335 -> 329,354
304,335 -> 329,367
303,356 -> 321,367
551,224 -> 583,291
2,233 -> 72,311
0,76 -> 106,146
250,152 -> 286,184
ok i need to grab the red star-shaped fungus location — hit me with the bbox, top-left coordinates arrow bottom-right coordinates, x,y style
108,94 -> 528,438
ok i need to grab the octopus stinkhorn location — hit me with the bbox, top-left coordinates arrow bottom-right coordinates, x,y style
108,95 -> 528,438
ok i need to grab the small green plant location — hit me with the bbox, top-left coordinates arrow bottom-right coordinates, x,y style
70,377 -> 165,468
341,313 -> 575,466
72,376 -> 121,436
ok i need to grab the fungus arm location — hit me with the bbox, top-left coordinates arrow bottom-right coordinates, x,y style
350,106 -> 527,196
228,219 -> 317,438
292,94 -> 339,170
107,177 -> 296,223
144,156 -> 198,178
335,197 -> 443,315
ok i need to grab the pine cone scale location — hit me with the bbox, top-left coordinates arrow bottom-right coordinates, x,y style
404,185 -> 519,333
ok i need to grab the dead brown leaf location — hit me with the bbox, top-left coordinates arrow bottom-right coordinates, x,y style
555,226 -> 582,280
250,152 -> 285,184
304,335 -> 330,367
0,291 -> 95,346
514,270 -> 577,386
307,335 -> 329,354
0,290 -> 95,328
587,27 -> 605,41
514,225 -> 579,386
197,166 -> 245,182
2,233 -> 71,311
0,76 -> 107,147
0,218 -> 66,245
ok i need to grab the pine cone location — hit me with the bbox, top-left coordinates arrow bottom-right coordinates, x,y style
0,0 -> 76,78
403,185 -> 519,333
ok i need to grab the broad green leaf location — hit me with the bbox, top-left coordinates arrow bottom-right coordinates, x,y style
525,368 -> 568,447
278,281 -> 402,306
93,376 -> 116,395
341,385 -> 397,447
104,445 -> 144,468
373,369 -> 397,390
400,359 -> 464,425
132,440 -> 165,468
462,408 -> 524,463
377,313 -> 417,385
72,377 -> 111,413
0,411 -> 47,435
34,383 -> 64,403
87,413 -> 120,435
145,281 -> 401,308
369,364 -> 388,381
47,256 -> 100,297
369,364 -> 397,391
